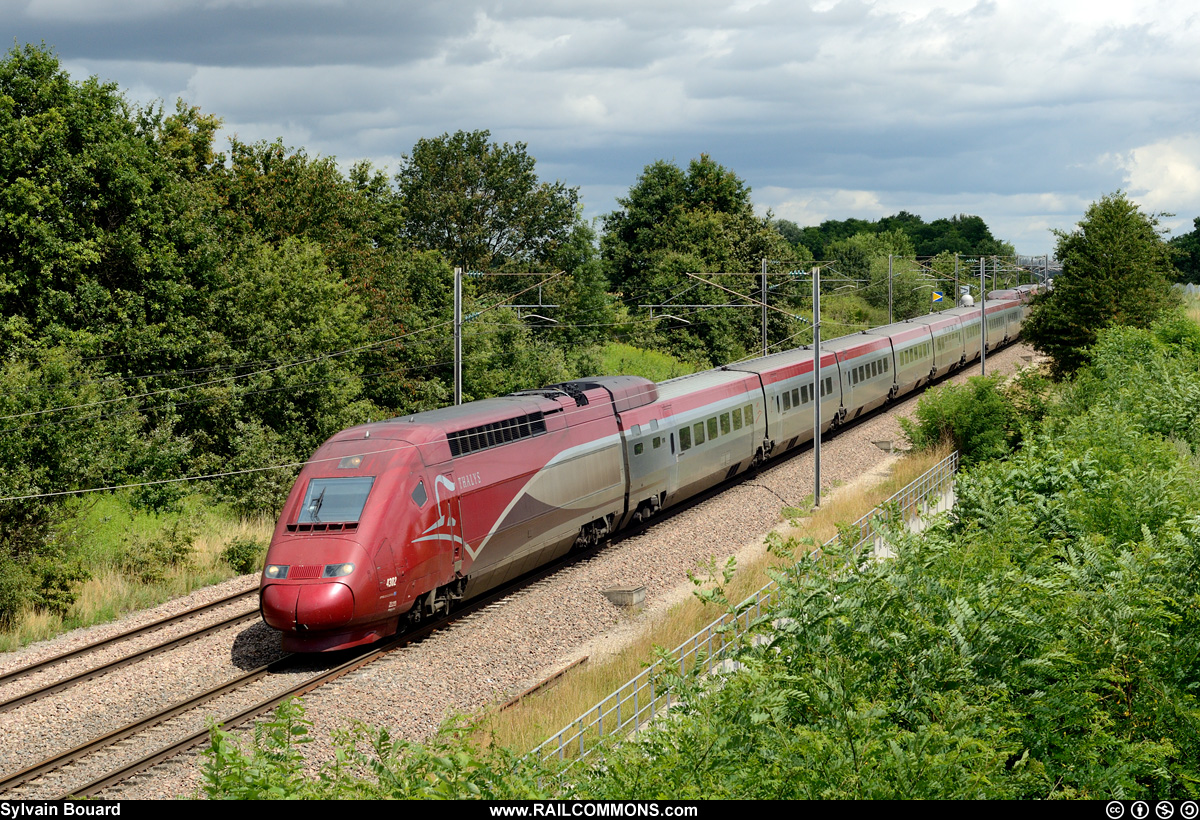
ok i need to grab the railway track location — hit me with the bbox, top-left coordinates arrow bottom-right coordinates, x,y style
0,588 -> 260,713
0,545 -> 615,800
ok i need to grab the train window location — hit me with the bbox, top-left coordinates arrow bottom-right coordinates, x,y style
791,388 -> 800,406
782,391 -> 791,411
694,422 -> 705,445
299,477 -> 375,524
707,417 -> 718,440
653,436 -> 662,449
732,408 -> 742,430
411,480 -> 427,508
634,443 -> 644,456
720,413 -> 731,435
800,385 -> 809,404
744,404 -> 753,422
884,358 -> 889,372
680,427 -> 691,451
826,377 -> 833,395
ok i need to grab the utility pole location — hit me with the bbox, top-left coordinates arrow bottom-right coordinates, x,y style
954,253 -> 958,304
813,264 -> 822,509
887,254 -> 894,324
980,257 -> 986,377
454,266 -> 463,405
761,258 -> 768,357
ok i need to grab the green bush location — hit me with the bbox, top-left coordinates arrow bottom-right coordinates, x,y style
220,537 -> 267,575
900,373 -> 1020,463
119,521 -> 196,584
202,701 -> 553,799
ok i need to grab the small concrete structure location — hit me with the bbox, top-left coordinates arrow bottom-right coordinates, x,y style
602,586 -> 646,608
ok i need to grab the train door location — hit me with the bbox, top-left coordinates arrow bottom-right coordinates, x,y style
663,404 -> 679,496
375,537 -> 402,615
435,471 -> 465,574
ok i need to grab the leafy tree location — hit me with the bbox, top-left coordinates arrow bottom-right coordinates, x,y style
0,43 -> 195,359
396,129 -> 579,273
826,230 -> 930,321
771,217 -> 805,247
538,219 -> 615,350
0,347 -> 146,622
797,212 -> 1012,260
201,239 -> 377,513
1024,192 -> 1177,376
461,306 -> 571,401
1168,216 -> 1200,284
602,155 -> 807,364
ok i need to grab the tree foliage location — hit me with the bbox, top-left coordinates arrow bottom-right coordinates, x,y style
602,155 -> 807,364
396,129 -> 579,272
792,211 -> 1013,260
1168,216 -> 1200,284
1025,192 -> 1177,377
900,373 -> 1027,463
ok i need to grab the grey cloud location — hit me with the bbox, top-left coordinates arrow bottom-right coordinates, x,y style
7,2 -> 461,66
8,0 -> 1199,256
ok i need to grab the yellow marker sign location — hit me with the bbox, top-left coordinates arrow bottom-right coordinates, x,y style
932,291 -> 944,303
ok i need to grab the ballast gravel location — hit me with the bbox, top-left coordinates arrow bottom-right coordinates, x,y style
0,344 -> 1037,800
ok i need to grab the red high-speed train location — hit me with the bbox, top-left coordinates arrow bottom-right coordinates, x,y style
260,291 -> 1033,651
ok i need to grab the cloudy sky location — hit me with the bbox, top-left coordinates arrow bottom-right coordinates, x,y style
7,0 -> 1200,255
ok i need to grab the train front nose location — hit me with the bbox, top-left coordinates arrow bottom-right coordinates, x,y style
260,541 -> 371,632
261,580 -> 356,630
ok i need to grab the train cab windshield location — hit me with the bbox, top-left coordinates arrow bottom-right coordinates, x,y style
298,477 -> 375,523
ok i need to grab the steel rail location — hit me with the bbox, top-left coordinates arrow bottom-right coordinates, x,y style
0,587 -> 258,688
0,608 -> 260,713
20,552 -> 594,799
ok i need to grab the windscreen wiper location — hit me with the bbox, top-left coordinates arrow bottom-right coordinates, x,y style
307,487 -> 326,522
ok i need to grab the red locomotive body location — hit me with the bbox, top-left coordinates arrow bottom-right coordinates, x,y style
260,380 -> 648,651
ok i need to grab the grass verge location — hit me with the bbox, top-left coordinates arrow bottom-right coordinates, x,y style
0,492 -> 273,652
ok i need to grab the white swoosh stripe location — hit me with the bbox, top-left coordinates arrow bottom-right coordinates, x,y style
468,432 -> 624,561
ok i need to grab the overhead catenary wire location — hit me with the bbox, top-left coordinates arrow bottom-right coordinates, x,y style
0,305 -> 707,437
0,268 -> 889,501
0,272 -> 566,423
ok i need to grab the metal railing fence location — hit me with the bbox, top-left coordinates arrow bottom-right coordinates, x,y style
529,450 -> 960,768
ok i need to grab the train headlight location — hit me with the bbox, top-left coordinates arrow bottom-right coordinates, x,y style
264,564 -> 289,579
322,563 -> 355,578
